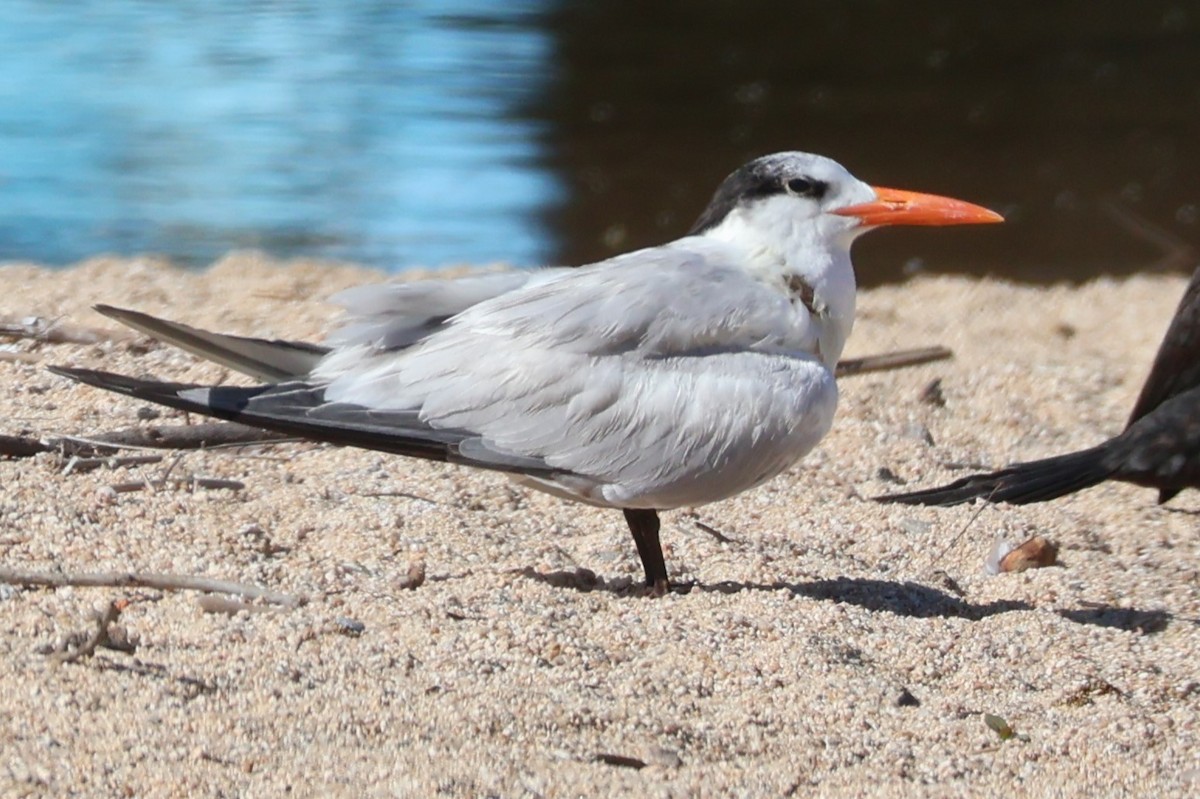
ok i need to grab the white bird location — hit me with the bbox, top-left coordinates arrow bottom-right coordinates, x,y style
51,152 -> 1001,594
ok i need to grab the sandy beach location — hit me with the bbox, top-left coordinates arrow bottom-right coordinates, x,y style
1,254 -> 1197,797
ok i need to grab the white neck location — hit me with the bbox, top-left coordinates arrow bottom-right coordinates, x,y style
700,196 -> 861,366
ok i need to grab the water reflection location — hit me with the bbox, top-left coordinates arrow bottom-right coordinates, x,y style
0,1 -> 558,269
0,1 -> 1198,284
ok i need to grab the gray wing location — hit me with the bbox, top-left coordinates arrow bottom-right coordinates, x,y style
324,269 -> 569,350
92,269 -> 567,381
311,240 -> 836,506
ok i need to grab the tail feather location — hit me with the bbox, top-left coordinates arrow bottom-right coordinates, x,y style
95,305 -> 328,382
875,445 -> 1116,506
47,366 -> 562,478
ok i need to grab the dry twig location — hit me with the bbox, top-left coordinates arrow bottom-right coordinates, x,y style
107,477 -> 245,494
924,499 -> 990,573
692,519 -> 735,544
60,422 -> 292,454
62,453 -> 164,475
835,346 -> 952,378
594,753 -> 647,770
0,422 -> 291,460
0,567 -> 305,608
0,433 -> 49,458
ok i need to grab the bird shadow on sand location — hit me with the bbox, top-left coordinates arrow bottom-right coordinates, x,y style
1055,606 -> 1174,633
520,569 -> 1174,632
702,577 -> 1033,620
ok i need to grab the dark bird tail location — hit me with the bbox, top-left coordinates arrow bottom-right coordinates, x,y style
46,366 -> 562,477
875,445 -> 1116,506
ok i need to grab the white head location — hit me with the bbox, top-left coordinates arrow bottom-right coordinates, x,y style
689,151 -> 1001,364
689,152 -> 879,250
691,151 -> 1002,258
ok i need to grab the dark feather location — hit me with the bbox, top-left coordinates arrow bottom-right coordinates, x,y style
876,446 -> 1113,506
95,305 -> 328,382
1126,267 -> 1200,425
878,269 -> 1200,508
47,366 -> 565,478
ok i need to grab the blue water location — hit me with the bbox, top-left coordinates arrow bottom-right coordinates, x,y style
3,2 -> 1198,284
0,1 -> 560,270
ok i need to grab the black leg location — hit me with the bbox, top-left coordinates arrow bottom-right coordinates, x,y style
622,508 -> 669,596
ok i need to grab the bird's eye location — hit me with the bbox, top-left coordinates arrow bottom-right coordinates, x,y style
786,177 -> 826,198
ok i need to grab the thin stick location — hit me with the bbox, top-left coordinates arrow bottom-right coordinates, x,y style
2,422 -> 293,460
108,477 -> 244,493
0,350 -> 38,364
62,454 -> 164,475
358,490 -> 441,504
0,567 -> 305,607
60,422 -> 292,454
0,433 -> 50,458
925,498 -> 991,573
692,520 -> 735,544
594,753 -> 647,770
836,346 -> 953,378
159,451 -> 187,483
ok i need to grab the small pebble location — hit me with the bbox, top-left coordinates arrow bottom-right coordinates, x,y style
996,535 -> 1059,573
919,378 -> 946,407
905,423 -> 935,446
334,617 -> 366,636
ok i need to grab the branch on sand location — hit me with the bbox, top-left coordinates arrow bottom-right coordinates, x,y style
106,477 -> 245,494
0,567 -> 305,608
0,422 -> 290,460
834,345 -> 951,378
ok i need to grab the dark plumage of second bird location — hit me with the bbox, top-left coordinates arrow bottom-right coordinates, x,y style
878,267 -> 1200,507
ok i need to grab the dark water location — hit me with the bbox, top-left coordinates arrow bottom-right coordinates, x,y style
1,1 -> 1198,285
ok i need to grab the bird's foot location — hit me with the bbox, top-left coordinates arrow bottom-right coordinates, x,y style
641,578 -> 694,598
642,578 -> 669,598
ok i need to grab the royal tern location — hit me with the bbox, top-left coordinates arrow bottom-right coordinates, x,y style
51,152 -> 1001,593
878,266 -> 1200,507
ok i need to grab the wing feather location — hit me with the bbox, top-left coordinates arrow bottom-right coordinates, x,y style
94,305 -> 328,381
325,269 -> 568,350
1126,266 -> 1200,425
311,241 -> 834,507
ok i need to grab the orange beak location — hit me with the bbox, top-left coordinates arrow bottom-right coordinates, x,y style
833,187 -> 1004,226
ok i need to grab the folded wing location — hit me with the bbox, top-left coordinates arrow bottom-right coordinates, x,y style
1126,266 -> 1200,425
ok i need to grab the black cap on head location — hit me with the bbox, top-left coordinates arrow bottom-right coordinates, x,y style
688,153 -> 831,235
